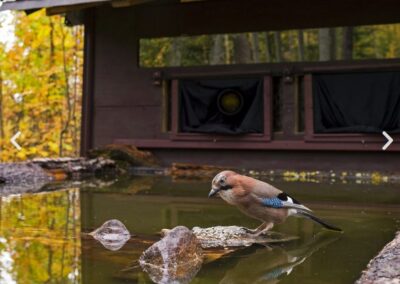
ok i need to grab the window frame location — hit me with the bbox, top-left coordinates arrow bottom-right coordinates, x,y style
304,73 -> 400,143
169,76 -> 272,142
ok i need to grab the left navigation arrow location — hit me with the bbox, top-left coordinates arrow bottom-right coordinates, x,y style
11,131 -> 22,150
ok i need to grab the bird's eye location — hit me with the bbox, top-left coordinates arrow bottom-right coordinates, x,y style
219,177 -> 226,185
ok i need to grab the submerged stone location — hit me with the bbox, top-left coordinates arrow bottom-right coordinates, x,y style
90,219 -> 131,251
192,226 -> 298,248
139,226 -> 203,284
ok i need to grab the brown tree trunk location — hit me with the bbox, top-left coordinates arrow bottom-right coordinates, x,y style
232,34 -> 251,64
251,33 -> 260,63
209,35 -> 224,65
264,32 -> 271,62
330,28 -> 336,60
274,31 -> 282,62
297,30 -> 305,61
342,26 -> 353,60
49,18 -> 55,66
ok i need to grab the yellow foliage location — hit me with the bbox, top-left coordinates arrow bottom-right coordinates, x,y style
0,10 -> 83,161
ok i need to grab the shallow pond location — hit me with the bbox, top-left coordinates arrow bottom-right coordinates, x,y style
0,175 -> 399,283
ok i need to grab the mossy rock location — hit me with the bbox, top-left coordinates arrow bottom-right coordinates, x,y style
89,144 -> 159,168
171,163 -> 233,180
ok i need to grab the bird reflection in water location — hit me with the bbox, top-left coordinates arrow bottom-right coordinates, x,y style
217,231 -> 341,284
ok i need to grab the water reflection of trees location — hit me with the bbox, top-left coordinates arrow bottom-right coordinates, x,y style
0,188 -> 81,283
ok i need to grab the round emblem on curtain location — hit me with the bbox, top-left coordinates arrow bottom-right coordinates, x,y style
217,89 -> 244,116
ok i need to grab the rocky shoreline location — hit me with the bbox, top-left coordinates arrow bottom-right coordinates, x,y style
356,231 -> 400,284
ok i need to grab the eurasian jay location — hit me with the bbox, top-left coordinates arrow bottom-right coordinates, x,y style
208,170 -> 342,235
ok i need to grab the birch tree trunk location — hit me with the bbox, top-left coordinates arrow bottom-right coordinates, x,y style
59,19 -> 71,157
319,28 -> 335,61
209,35 -> 225,65
168,38 -> 183,66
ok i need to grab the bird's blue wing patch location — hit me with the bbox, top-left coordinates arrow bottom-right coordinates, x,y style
262,197 -> 283,208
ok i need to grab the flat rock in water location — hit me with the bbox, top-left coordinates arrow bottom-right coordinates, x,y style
139,226 -> 203,284
90,219 -> 131,251
192,226 -> 298,248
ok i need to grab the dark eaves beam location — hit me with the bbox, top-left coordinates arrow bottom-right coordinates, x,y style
0,0 -> 110,12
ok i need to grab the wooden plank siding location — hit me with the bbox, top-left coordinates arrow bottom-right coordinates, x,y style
80,4 -> 400,170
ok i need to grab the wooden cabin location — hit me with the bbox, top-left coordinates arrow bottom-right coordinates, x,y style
2,0 -> 400,171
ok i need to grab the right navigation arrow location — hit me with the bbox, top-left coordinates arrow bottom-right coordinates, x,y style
382,131 -> 393,151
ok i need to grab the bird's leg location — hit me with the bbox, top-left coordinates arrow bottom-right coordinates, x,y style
253,222 -> 274,237
242,222 -> 268,235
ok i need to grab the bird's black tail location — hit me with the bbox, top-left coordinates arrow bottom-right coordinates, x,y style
297,212 -> 342,232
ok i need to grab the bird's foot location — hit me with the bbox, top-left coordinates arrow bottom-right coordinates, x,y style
240,227 -> 260,234
251,223 -> 274,237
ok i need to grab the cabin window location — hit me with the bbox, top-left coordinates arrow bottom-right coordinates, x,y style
139,23 -> 400,68
178,78 -> 263,134
169,76 -> 272,140
313,72 -> 400,133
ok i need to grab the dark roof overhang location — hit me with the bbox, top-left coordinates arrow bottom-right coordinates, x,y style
0,0 -> 111,11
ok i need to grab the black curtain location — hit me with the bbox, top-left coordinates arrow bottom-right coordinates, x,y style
313,72 -> 400,133
179,78 -> 263,134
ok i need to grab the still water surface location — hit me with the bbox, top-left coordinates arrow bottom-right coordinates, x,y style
0,175 -> 399,283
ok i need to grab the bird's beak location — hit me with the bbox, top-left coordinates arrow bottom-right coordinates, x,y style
208,188 -> 220,198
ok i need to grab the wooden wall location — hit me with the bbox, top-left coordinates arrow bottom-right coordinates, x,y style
81,3 -> 400,171
87,6 -> 169,148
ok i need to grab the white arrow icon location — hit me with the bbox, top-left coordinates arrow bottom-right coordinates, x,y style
11,131 -> 22,150
382,131 -> 393,151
